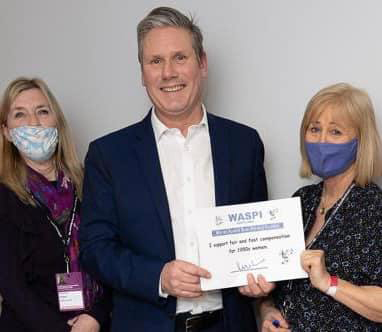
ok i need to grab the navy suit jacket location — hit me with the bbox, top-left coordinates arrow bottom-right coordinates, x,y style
80,111 -> 268,332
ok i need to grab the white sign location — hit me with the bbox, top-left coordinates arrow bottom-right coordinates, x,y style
191,197 -> 308,291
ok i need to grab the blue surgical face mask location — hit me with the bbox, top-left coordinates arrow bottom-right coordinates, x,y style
305,138 -> 358,179
10,126 -> 58,162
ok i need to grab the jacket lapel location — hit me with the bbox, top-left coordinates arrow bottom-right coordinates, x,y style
208,113 -> 231,206
131,112 -> 230,252
133,111 -> 175,255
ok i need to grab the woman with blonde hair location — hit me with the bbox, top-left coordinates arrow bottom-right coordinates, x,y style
246,83 -> 382,331
0,77 -> 111,332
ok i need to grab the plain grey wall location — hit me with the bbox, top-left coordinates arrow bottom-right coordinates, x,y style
1,0 -> 382,199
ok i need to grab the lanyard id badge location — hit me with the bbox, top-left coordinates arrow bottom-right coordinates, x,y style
46,196 -> 85,311
56,272 -> 85,311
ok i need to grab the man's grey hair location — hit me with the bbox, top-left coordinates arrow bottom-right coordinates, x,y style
137,7 -> 204,64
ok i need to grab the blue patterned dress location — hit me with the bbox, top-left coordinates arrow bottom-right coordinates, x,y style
273,182 -> 382,331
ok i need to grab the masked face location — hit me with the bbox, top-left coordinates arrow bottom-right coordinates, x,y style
305,139 -> 358,179
3,88 -> 58,162
304,106 -> 358,179
9,126 -> 58,161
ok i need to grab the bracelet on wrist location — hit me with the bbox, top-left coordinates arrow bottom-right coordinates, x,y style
325,275 -> 338,297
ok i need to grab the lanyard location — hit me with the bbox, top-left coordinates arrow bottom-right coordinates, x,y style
281,183 -> 354,324
305,183 -> 354,249
46,196 -> 78,273
30,191 -> 78,273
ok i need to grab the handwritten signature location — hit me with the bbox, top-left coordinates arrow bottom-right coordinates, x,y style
230,258 -> 267,273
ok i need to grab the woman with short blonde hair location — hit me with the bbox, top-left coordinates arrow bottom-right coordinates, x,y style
245,83 -> 382,331
300,83 -> 382,186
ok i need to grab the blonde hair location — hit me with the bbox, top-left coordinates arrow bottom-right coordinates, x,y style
0,77 -> 83,204
300,82 -> 382,186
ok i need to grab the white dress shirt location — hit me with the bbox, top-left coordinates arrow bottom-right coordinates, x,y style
151,106 -> 223,314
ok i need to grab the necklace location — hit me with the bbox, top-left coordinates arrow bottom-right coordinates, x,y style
282,183 -> 355,321
309,183 -> 355,247
318,186 -> 339,215
319,188 -> 327,215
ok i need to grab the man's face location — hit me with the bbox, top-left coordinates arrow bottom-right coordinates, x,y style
141,27 -> 207,121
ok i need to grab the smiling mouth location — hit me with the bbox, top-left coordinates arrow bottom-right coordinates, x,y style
160,84 -> 185,92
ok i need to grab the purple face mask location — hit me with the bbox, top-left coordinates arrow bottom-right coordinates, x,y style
305,139 -> 358,179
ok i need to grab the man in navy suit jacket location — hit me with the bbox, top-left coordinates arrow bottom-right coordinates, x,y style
80,6 -> 269,332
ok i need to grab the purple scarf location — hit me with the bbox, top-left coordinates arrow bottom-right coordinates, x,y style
27,167 -> 101,310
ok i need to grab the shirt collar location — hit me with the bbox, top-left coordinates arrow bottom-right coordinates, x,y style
151,105 -> 208,142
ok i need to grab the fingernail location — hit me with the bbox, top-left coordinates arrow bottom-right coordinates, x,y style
272,319 -> 280,328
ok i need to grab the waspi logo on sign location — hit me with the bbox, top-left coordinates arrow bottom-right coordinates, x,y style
227,211 -> 263,224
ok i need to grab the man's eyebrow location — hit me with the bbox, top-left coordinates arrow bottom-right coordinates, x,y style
146,54 -> 162,58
